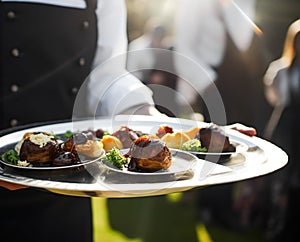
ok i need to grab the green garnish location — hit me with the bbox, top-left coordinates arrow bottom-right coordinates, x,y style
1,149 -> 20,165
52,130 -> 72,140
182,139 -> 207,152
104,148 -> 128,169
63,130 -> 73,139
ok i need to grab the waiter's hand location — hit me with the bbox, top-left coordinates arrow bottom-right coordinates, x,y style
0,180 -> 28,191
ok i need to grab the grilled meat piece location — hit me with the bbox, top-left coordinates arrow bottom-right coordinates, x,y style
197,124 -> 236,153
112,126 -> 142,148
19,132 -> 59,164
128,136 -> 172,172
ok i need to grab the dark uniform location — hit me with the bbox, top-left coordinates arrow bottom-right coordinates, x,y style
200,32 -> 270,132
0,1 -> 97,242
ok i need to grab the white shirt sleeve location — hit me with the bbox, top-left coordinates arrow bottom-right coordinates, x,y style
174,0 -> 256,84
173,0 -> 256,106
174,0 -> 225,93
87,0 -> 154,116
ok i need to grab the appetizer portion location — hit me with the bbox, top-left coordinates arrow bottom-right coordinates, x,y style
2,131 -> 105,167
156,123 -> 237,154
19,132 -> 59,164
127,136 -> 172,172
62,132 -> 104,159
103,136 -> 172,173
0,122 -> 254,169
196,124 -> 236,153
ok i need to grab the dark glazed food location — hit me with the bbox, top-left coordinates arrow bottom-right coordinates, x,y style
18,131 -> 101,167
127,136 -> 172,172
61,132 -> 104,159
196,124 -> 236,153
19,132 -> 59,164
52,152 -> 80,166
112,126 -> 143,148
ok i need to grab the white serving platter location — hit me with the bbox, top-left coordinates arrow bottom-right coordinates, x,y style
0,115 -> 288,198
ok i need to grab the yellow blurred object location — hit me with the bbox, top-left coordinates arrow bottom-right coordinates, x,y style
161,131 -> 190,149
183,127 -> 201,139
196,223 -> 213,242
92,198 -> 142,242
101,135 -> 123,152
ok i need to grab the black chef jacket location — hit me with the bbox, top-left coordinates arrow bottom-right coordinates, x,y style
0,1 -> 97,128
0,1 -> 97,242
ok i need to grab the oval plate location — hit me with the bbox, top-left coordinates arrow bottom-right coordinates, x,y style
100,149 -> 197,182
0,150 -> 105,171
187,137 -> 248,163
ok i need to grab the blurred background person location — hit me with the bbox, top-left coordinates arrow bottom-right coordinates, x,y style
174,0 -> 270,132
124,1 -> 300,241
263,19 -> 300,241
128,17 -> 170,82
127,17 -> 178,116
173,0 -> 271,231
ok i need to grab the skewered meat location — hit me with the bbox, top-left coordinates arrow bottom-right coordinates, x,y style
127,136 -> 172,172
196,124 -> 236,153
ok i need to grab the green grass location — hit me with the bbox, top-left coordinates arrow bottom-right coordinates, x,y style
92,197 -> 142,242
91,191 -> 270,242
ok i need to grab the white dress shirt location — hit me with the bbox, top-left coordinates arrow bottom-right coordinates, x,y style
174,0 -> 256,104
1,0 -> 154,116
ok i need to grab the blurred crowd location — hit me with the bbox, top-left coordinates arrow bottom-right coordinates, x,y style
122,0 -> 300,241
